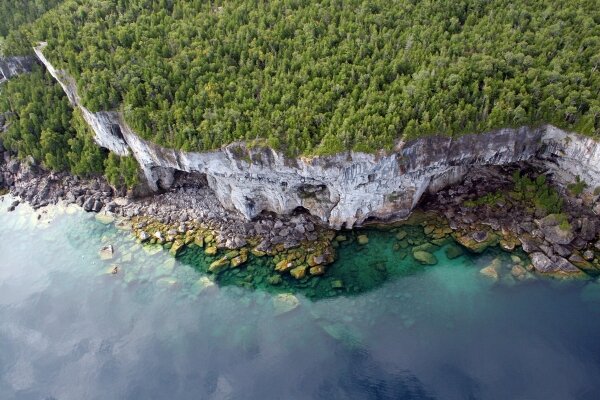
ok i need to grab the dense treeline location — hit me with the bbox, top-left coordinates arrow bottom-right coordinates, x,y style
0,67 -> 138,187
0,0 -> 63,37
0,0 -> 64,55
4,0 -> 600,157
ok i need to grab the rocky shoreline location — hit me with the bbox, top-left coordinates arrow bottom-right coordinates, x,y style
3,138 -> 600,281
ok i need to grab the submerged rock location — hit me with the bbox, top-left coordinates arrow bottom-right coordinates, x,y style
191,276 -> 217,295
99,245 -> 114,261
530,252 -> 582,275
357,235 -> 369,245
290,265 -> 308,279
454,230 -> 499,253
209,256 -> 229,273
413,250 -> 438,265
445,245 -> 464,259
272,293 -> 300,316
480,257 -> 501,280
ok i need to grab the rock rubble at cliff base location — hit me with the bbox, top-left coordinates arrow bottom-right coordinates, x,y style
3,145 -> 600,281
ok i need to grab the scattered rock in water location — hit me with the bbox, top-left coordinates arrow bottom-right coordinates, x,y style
99,245 -> 114,261
511,264 -> 528,279
454,230 -> 499,253
191,276 -> 217,295
111,265 -> 119,275
480,257 -> 501,280
331,279 -> 344,289
530,252 -> 582,275
230,252 -> 248,268
95,213 -> 115,225
204,246 -> 218,256
335,235 -> 347,242
568,253 -> 595,272
138,231 -> 150,242
290,265 -> 308,279
209,256 -> 230,273
309,265 -> 326,276
583,249 -> 595,261
499,237 -> 518,251
267,274 -> 282,285
272,293 -> 300,316
357,234 -> 369,245
445,245 -> 464,259
395,230 -> 407,240
413,250 -> 438,265
169,240 -> 185,256
275,259 -> 293,273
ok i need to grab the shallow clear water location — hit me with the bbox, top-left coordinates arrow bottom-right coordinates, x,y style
1,198 -> 600,400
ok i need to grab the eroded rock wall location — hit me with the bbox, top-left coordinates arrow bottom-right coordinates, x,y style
33,44 -> 600,228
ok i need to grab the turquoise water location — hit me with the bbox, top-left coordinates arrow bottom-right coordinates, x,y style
1,198 -> 600,399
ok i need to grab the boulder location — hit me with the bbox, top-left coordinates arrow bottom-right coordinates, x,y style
267,274 -> 282,285
480,257 -> 501,280
169,240 -> 185,256
568,253 -> 595,272
519,233 -> 541,253
536,214 -> 575,245
445,245 -> 464,259
454,230 -> 499,253
529,252 -> 553,273
511,264 -> 527,279
191,276 -> 217,296
530,252 -> 582,275
357,234 -> 369,245
204,246 -> 218,256
272,293 -> 300,316
309,265 -> 326,276
83,197 -> 95,212
209,256 -> 229,273
99,245 -> 114,261
395,230 -> 407,240
413,250 -> 438,265
230,251 -> 248,268
138,231 -> 150,242
580,217 -> 597,241
290,265 -> 308,279
275,259 -> 294,273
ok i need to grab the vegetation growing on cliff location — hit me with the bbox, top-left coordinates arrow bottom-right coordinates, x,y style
0,67 -> 139,187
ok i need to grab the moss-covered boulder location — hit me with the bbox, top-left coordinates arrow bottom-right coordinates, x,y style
290,265 -> 308,279
275,259 -> 294,273
454,230 -> 499,253
204,246 -> 218,256
445,245 -> 464,259
357,234 -> 369,245
413,250 -> 438,265
208,256 -> 230,273
169,240 -> 185,256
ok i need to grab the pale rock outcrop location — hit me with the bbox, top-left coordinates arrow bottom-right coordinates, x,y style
0,56 -> 36,84
33,44 -> 600,228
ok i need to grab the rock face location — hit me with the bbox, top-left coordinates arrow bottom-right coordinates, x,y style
33,44 -> 600,228
0,56 -> 36,84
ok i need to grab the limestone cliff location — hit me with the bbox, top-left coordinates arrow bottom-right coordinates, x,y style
32,44 -> 600,228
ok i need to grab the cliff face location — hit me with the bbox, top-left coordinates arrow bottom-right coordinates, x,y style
33,44 -> 600,228
0,56 -> 36,84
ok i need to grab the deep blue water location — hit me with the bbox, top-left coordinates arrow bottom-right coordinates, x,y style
1,197 -> 600,399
